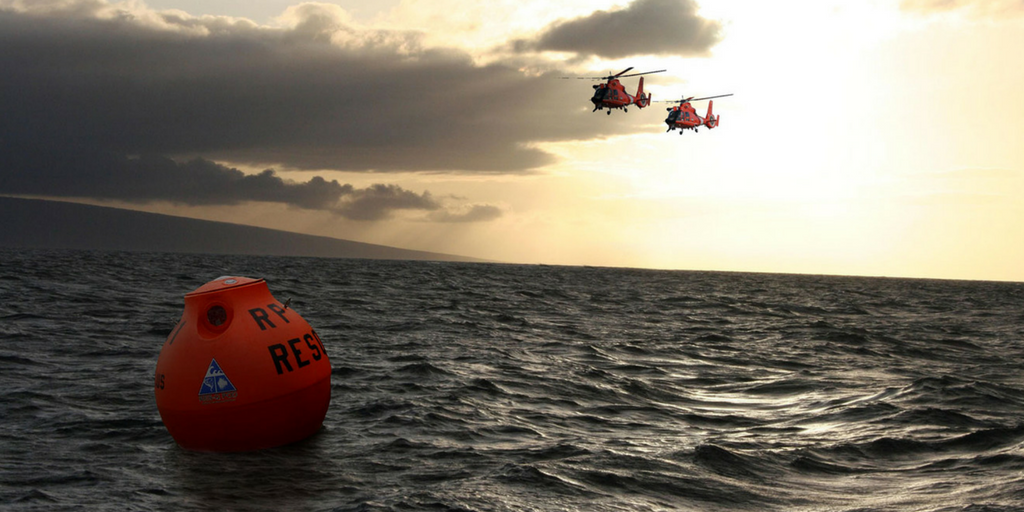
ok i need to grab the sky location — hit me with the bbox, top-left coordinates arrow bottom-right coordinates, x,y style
1,0 -> 1022,281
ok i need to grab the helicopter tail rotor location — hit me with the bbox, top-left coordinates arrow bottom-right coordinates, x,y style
635,77 -> 649,108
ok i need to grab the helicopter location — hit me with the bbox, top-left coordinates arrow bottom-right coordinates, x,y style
562,67 -> 666,115
661,94 -> 733,133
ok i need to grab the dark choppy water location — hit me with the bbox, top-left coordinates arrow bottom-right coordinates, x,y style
2,248 -> 1024,511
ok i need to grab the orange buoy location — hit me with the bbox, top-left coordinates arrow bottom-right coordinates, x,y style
154,276 -> 331,452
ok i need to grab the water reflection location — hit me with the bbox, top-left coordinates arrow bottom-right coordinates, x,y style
164,429 -> 358,511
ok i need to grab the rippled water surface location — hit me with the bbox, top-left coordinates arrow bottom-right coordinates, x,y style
2,249 -> 1024,511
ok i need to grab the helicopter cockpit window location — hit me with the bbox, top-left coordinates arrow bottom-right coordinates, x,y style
592,87 -> 608,101
667,110 -> 680,122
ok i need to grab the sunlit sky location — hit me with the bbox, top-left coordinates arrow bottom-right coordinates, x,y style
2,0 -> 1022,281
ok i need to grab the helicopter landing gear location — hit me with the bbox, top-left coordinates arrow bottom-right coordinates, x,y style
624,108 -> 628,113
607,111 -> 611,115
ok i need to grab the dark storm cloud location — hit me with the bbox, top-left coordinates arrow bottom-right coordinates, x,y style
517,0 -> 721,58
0,2 -> 643,176
0,1 -> 686,222
0,148 -> 468,221
333,184 -> 441,221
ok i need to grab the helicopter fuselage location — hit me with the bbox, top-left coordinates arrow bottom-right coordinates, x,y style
665,104 -> 703,131
592,80 -> 633,110
665,100 -> 719,133
591,78 -> 649,114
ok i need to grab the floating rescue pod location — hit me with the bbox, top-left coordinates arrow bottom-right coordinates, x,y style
155,277 -> 331,452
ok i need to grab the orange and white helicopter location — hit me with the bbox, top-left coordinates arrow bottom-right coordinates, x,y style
661,94 -> 733,133
563,67 -> 666,115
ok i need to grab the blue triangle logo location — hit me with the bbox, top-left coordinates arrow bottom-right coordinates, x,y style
198,358 -> 237,396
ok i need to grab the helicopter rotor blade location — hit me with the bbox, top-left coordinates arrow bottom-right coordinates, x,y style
614,69 -> 666,79
687,94 -> 734,102
558,68 -> 667,80
655,93 -> 732,104
655,96 -> 693,104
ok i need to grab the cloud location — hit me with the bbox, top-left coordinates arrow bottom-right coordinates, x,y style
909,168 -> 1024,206
332,184 -> 440,221
899,0 -> 1024,17
428,204 -> 504,223
516,0 -> 722,58
0,148 -> 496,221
0,0 -> 647,177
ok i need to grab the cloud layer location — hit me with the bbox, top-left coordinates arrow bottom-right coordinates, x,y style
0,0 -> 722,220
0,2 -> 648,175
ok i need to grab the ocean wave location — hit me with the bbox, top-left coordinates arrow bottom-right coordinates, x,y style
4,249 -> 1024,511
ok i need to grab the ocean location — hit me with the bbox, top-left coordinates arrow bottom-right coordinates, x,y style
2,248 -> 1023,511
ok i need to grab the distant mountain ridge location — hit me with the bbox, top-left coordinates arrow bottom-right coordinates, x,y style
0,197 -> 487,262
